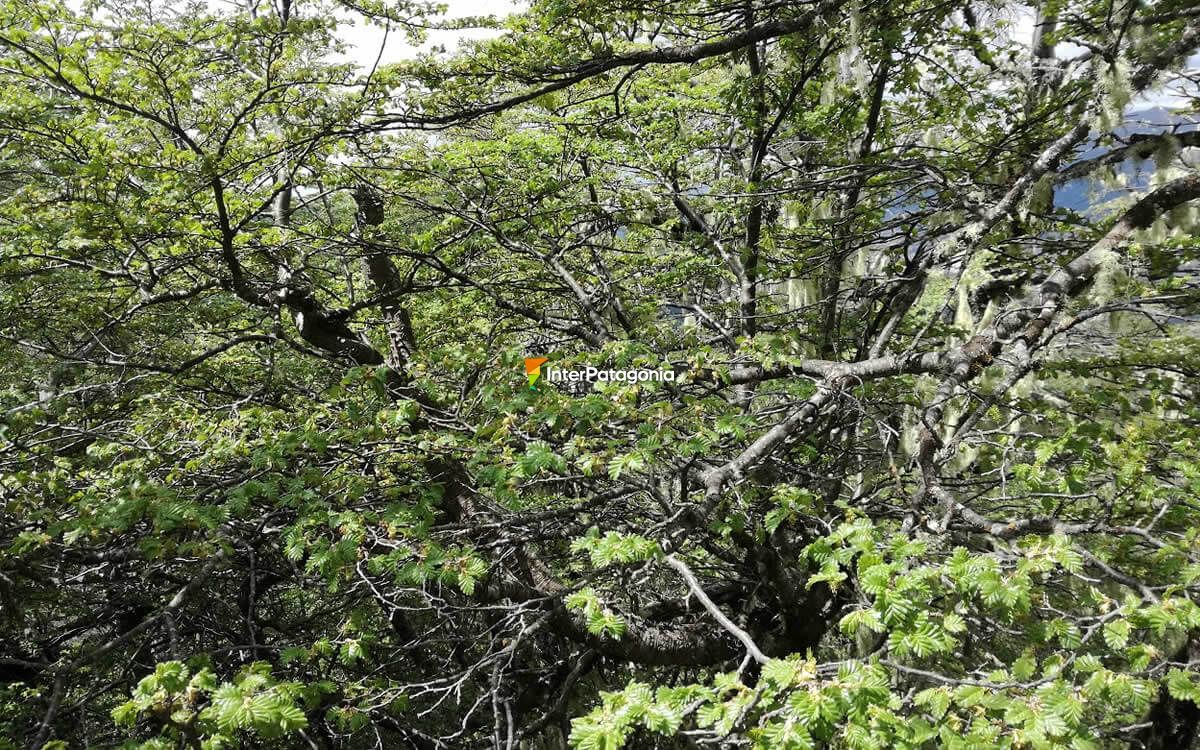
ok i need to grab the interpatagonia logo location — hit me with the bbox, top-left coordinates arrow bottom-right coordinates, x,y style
523,356 -> 675,391
524,357 -> 549,390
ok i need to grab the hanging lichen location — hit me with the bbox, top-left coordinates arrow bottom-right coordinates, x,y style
954,282 -> 975,333
784,201 -> 802,229
820,75 -> 838,106
940,399 -> 961,446
786,277 -> 819,309
853,55 -> 870,90
843,247 -> 870,279
1017,174 -> 1055,221
1095,58 -> 1132,133
1154,134 -> 1181,174
899,405 -> 919,457
911,270 -> 953,323
1088,245 -> 1125,308
1167,203 -> 1198,233
947,441 -> 979,475
848,0 -> 861,50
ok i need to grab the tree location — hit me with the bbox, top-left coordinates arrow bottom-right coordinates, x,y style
1,0 -> 1200,747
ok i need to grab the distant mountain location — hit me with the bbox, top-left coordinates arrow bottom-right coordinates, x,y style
1056,107 -> 1198,212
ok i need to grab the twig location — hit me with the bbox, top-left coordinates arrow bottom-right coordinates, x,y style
665,554 -> 768,665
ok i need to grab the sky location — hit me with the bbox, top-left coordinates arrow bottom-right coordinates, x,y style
69,0 -> 1196,113
331,0 -> 521,67
327,1 -> 1194,111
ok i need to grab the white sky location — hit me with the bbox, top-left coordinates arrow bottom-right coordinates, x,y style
67,0 -> 1196,112
331,1 -> 1192,111
333,0 -> 521,67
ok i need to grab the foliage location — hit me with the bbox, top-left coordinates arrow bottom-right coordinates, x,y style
1,0 -> 1200,747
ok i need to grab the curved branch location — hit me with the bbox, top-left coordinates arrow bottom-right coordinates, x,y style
665,554 -> 768,664
368,0 -> 843,128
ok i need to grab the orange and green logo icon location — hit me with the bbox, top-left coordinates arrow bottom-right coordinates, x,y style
524,357 -> 549,389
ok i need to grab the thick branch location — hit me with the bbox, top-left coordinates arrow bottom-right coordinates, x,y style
370,0 -> 842,127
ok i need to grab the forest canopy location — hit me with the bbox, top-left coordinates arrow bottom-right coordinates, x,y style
2,0 -> 1200,748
